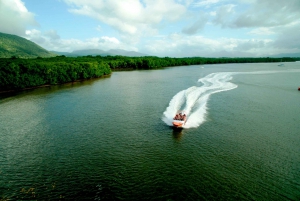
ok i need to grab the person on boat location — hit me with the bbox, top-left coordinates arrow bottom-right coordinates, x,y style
174,113 -> 181,120
179,113 -> 182,120
174,113 -> 187,121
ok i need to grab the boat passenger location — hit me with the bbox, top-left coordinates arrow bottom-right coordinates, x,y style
178,113 -> 182,120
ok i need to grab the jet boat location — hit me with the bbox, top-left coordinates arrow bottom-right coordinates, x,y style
172,112 -> 187,128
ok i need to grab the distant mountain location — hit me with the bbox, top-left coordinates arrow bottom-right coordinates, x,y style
0,32 -> 56,58
72,49 -> 107,56
107,49 -> 147,57
52,48 -> 147,57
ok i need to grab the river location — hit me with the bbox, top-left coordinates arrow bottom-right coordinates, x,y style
1,62 -> 300,200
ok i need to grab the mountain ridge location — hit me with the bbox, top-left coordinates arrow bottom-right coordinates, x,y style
0,32 -> 56,58
51,48 -> 148,57
1,32 -> 299,59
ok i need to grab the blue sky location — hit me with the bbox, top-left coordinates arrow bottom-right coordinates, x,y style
1,0 -> 300,57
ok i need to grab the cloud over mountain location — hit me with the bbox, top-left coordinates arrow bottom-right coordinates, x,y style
1,0 -> 299,57
0,0 -> 37,35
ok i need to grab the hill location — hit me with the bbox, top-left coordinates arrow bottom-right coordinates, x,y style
51,48 -> 147,57
107,49 -> 148,57
0,32 -> 56,58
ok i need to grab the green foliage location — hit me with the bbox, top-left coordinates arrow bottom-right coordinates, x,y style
0,58 -> 111,91
0,55 -> 297,91
0,32 -> 56,58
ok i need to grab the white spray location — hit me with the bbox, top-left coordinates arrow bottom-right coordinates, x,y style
162,69 -> 300,128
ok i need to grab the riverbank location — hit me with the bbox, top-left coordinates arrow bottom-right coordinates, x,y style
1,55 -> 298,94
0,74 -> 111,95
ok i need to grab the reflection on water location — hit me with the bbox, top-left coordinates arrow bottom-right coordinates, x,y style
0,75 -> 111,101
172,127 -> 184,140
1,63 -> 300,200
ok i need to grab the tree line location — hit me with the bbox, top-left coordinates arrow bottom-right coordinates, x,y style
56,55 -> 296,70
0,55 -> 298,91
0,57 -> 111,91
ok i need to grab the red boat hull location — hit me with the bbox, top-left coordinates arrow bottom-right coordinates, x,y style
172,121 -> 184,128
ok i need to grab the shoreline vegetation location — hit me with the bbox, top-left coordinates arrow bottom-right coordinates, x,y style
0,55 -> 298,93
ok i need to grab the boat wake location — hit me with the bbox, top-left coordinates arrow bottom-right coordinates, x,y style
162,69 -> 300,128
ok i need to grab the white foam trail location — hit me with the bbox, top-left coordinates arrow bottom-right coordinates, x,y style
162,69 -> 300,128
162,72 -> 237,128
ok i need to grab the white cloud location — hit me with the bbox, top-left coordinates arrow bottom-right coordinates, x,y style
143,34 -> 275,57
203,0 -> 300,34
63,0 -> 186,36
44,30 -> 61,40
212,4 -> 236,28
248,27 -> 275,35
222,0 -> 300,28
233,38 -> 272,52
181,0 -> 194,6
98,36 -> 120,45
182,12 -> 208,35
210,11 -> 217,16
25,29 -> 46,44
2,0 -> 299,57
273,22 -> 300,51
96,25 -> 102,32
193,0 -> 220,8
25,29 -> 136,52
0,0 -> 38,36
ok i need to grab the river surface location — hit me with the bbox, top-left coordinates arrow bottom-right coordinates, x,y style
1,62 -> 300,200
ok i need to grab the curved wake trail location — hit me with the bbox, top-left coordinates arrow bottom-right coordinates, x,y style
162,69 -> 300,128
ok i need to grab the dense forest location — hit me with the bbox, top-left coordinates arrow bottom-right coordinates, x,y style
0,57 -> 111,91
0,55 -> 298,91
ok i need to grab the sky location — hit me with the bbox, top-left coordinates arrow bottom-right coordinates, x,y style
1,0 -> 300,57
